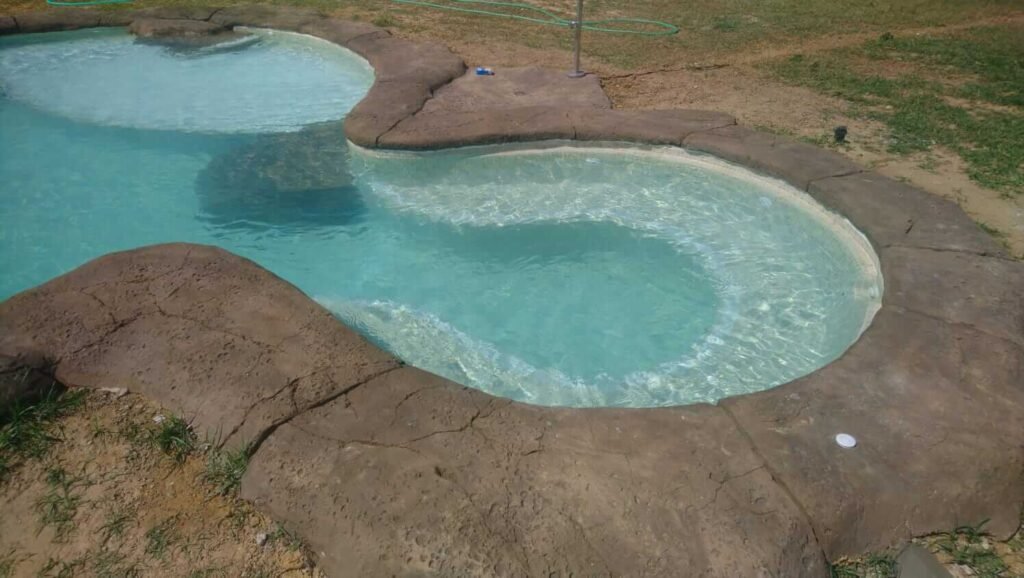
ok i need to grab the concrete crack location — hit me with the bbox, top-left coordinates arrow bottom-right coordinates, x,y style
890,305 -> 1023,348
804,169 -> 866,192
402,398 -> 509,445
244,365 -> 402,458
203,7 -> 224,22
373,85 -> 439,146
885,242 -> 1017,262
220,369 -> 324,447
700,464 -> 766,511
718,403 -> 830,569
54,312 -> 144,367
387,384 -> 444,428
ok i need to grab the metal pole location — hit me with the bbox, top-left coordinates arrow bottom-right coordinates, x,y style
568,0 -> 585,78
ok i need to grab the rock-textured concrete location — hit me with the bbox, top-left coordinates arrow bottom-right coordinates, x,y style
571,108 -> 736,145
897,544 -> 954,578
129,17 -> 230,39
380,106 -> 738,149
0,244 -> 400,448
809,171 -> 1006,256
421,66 -> 611,114
2,6 -> 1023,577
380,106 -> 576,149
244,367 -> 827,577
881,247 -> 1023,346
683,125 -> 864,190
722,308 -> 1024,558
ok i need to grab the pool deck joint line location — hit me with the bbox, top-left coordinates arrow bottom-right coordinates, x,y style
1,6 -> 1022,577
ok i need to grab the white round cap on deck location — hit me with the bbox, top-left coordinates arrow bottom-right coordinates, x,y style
835,433 -> 857,448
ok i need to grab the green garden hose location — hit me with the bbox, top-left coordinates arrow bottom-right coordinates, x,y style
391,0 -> 678,36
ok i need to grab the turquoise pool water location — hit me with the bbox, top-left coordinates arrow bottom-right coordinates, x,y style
0,29 -> 882,407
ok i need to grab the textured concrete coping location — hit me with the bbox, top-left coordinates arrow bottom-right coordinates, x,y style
1,6 -> 1022,578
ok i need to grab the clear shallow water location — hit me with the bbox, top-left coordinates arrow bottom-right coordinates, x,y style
0,27 -> 372,133
0,29 -> 882,407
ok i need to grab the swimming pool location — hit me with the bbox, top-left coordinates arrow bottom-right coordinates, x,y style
0,28 -> 882,407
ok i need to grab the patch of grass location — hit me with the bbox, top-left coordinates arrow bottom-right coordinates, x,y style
0,386 -> 85,479
202,444 -> 250,497
91,549 -> 141,578
0,549 -> 25,578
37,556 -> 87,578
224,501 -> 254,533
829,552 -> 898,578
372,12 -> 396,27
144,516 -> 180,560
100,502 -> 136,545
864,27 -> 1024,108
90,415 -> 111,440
117,418 -> 148,447
150,415 -> 197,464
35,467 -> 86,542
710,15 -> 742,32
934,520 -> 1008,577
768,25 -> 1024,196
269,523 -> 305,552
979,222 -> 1008,240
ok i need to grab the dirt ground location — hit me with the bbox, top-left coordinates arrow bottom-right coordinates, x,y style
0,390 -> 321,578
922,532 -> 1024,578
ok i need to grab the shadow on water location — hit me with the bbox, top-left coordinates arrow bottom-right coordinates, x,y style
134,32 -> 264,58
195,120 -> 367,232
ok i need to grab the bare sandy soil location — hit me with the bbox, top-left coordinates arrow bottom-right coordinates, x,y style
0,391 -> 321,578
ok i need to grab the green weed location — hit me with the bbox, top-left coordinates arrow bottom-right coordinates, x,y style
711,15 -> 742,32
150,415 -> 197,464
91,549 -> 141,578
37,556 -> 87,578
224,502 -> 253,533
144,516 -> 179,560
979,222 -> 1008,239
270,523 -> 305,552
35,467 -> 86,542
0,549 -> 25,578
372,12 -> 396,27
100,502 -> 136,545
829,552 -> 897,578
0,387 -> 84,479
934,520 -> 1008,578
202,444 -> 250,497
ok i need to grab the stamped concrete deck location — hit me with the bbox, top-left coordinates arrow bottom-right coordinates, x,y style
1,6 -> 1022,577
